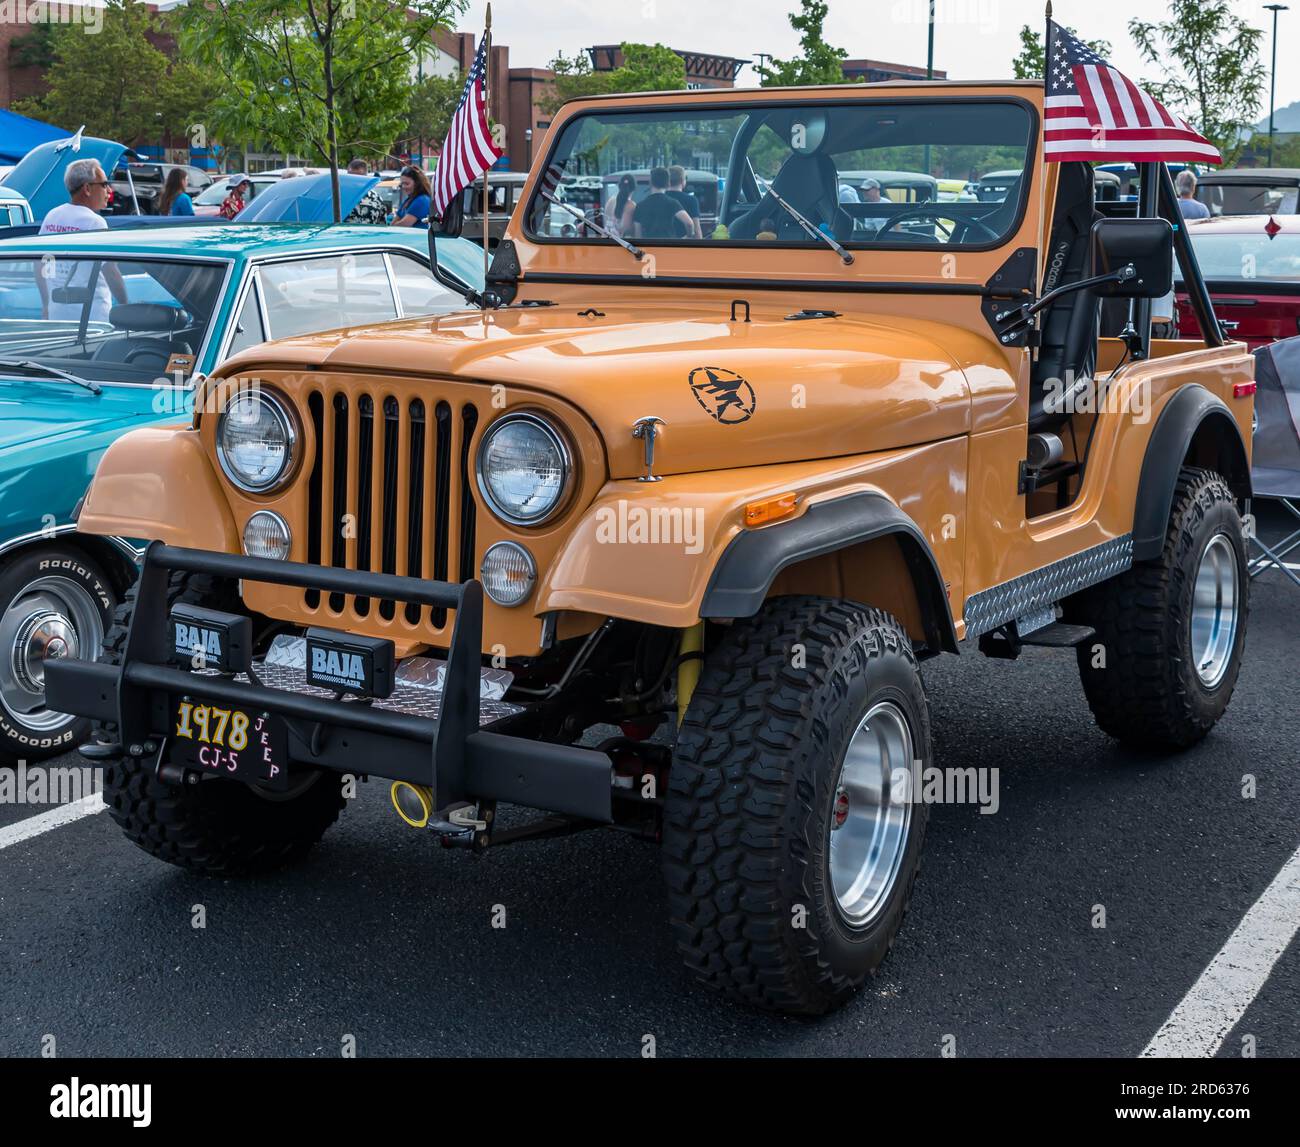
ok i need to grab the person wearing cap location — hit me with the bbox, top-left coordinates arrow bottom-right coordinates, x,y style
219,175 -> 252,220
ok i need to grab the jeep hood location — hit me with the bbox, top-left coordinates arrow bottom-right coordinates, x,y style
222,304 -> 987,479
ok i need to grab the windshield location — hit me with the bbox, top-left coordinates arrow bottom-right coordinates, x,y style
0,256 -> 227,384
527,98 -> 1033,250
1196,181 -> 1300,217
1176,231 -> 1300,281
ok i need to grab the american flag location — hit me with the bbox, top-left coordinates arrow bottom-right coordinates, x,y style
1043,19 -> 1222,165
431,39 -> 503,219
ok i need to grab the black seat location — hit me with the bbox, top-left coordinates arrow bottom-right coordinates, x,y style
730,153 -> 852,242
1029,162 -> 1102,428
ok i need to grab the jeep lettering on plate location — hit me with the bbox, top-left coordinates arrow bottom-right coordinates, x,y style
47,79 -> 1254,1016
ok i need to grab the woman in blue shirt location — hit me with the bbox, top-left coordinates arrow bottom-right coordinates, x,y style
393,166 -> 432,229
160,168 -> 194,216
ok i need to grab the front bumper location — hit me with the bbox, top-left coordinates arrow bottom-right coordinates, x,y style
45,542 -> 613,823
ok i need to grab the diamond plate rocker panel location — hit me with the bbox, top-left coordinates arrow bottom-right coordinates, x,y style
961,534 -> 1134,639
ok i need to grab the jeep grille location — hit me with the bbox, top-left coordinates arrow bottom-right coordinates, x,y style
303,386 -> 479,631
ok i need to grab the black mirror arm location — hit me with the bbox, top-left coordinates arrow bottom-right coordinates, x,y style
427,229 -> 484,308
993,264 -> 1137,336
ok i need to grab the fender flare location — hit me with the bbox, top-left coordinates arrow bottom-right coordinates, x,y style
1133,384 -> 1251,562
699,491 -> 959,654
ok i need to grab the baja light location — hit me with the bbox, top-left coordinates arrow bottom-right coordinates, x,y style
476,412 -> 572,526
480,541 -> 537,607
217,387 -> 296,492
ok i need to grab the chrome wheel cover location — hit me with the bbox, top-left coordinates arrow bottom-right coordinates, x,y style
0,575 -> 104,733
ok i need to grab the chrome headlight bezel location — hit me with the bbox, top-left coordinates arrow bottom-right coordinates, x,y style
215,387 -> 298,495
474,411 -> 575,528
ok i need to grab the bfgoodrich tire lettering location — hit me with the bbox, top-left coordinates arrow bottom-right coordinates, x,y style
663,596 -> 931,1015
1070,467 -> 1249,750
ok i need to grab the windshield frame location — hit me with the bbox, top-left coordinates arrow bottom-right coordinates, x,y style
0,251 -> 235,387
521,94 -> 1038,257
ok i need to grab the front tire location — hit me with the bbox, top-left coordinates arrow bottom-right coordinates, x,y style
663,597 -> 931,1015
1071,467 -> 1248,750
100,573 -> 346,877
0,545 -> 114,765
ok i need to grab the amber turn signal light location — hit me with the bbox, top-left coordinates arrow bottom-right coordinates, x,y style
744,493 -> 799,527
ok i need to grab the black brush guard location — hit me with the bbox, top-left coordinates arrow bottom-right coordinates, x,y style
44,542 -> 612,823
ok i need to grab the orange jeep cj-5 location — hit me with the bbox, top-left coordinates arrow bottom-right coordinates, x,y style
49,81 -> 1254,1015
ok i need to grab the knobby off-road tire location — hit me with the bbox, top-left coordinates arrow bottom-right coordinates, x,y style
98,573 -> 346,876
1071,467 -> 1248,750
663,596 -> 931,1015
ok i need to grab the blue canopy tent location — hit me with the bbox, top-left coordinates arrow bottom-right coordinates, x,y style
0,109 -> 70,165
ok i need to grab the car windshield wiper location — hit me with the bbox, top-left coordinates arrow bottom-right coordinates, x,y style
0,358 -> 101,393
541,191 -> 645,261
766,187 -> 855,266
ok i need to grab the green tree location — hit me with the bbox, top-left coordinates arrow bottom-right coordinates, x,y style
178,0 -> 464,221
1129,0 -> 1265,167
1011,23 -> 1111,80
539,43 -> 686,116
401,71 -> 464,162
758,0 -> 851,87
13,1 -> 211,144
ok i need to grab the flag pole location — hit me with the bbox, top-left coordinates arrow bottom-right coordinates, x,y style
482,3 -> 492,287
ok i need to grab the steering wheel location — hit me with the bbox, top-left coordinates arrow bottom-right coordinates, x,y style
874,207 -> 1001,243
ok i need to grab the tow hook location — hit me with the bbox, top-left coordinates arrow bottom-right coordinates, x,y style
390,781 -> 489,848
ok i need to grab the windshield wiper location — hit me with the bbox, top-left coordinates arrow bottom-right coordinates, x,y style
0,359 -> 101,393
541,191 -> 645,261
766,187 -> 855,266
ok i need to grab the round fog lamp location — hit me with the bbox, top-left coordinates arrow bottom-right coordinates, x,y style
243,510 -> 291,560
481,541 -> 536,607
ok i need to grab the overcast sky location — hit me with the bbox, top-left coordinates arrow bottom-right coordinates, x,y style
463,0 -> 1299,122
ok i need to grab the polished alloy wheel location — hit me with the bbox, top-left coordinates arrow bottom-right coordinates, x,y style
827,700 -> 915,929
1190,532 -> 1240,688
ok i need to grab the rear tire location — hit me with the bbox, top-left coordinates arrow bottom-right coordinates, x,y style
663,596 -> 931,1015
1071,467 -> 1248,750
99,573 -> 346,877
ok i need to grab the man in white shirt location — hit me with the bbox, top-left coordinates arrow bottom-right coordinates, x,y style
36,158 -> 127,325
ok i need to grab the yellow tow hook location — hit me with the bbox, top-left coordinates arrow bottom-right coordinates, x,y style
676,622 -> 704,726
390,781 -> 434,828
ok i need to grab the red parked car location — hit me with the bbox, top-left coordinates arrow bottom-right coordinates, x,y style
1176,214 -> 1300,349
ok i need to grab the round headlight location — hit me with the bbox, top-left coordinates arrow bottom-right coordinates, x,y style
243,510 -> 291,560
481,541 -> 536,607
476,413 -> 572,526
217,387 -> 296,493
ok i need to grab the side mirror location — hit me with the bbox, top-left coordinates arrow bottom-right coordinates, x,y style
1090,217 -> 1173,297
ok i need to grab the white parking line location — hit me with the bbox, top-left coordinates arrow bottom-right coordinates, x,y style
1142,842 -> 1300,1057
0,794 -> 107,852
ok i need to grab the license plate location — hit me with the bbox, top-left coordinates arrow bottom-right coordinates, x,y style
169,698 -> 290,789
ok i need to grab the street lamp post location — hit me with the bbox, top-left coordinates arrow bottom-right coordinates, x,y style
1265,4 -> 1288,166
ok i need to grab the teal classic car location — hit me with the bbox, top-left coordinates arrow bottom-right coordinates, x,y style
0,222 -> 480,762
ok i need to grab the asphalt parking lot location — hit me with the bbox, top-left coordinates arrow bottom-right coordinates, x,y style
1,514 -> 1296,1059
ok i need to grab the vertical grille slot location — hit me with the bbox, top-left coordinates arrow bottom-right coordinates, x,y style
305,392 -> 324,607
328,393 -> 349,612
379,396 -> 401,620
458,403 -> 479,584
354,394 -> 374,616
405,401 -> 426,626
431,400 -> 453,628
